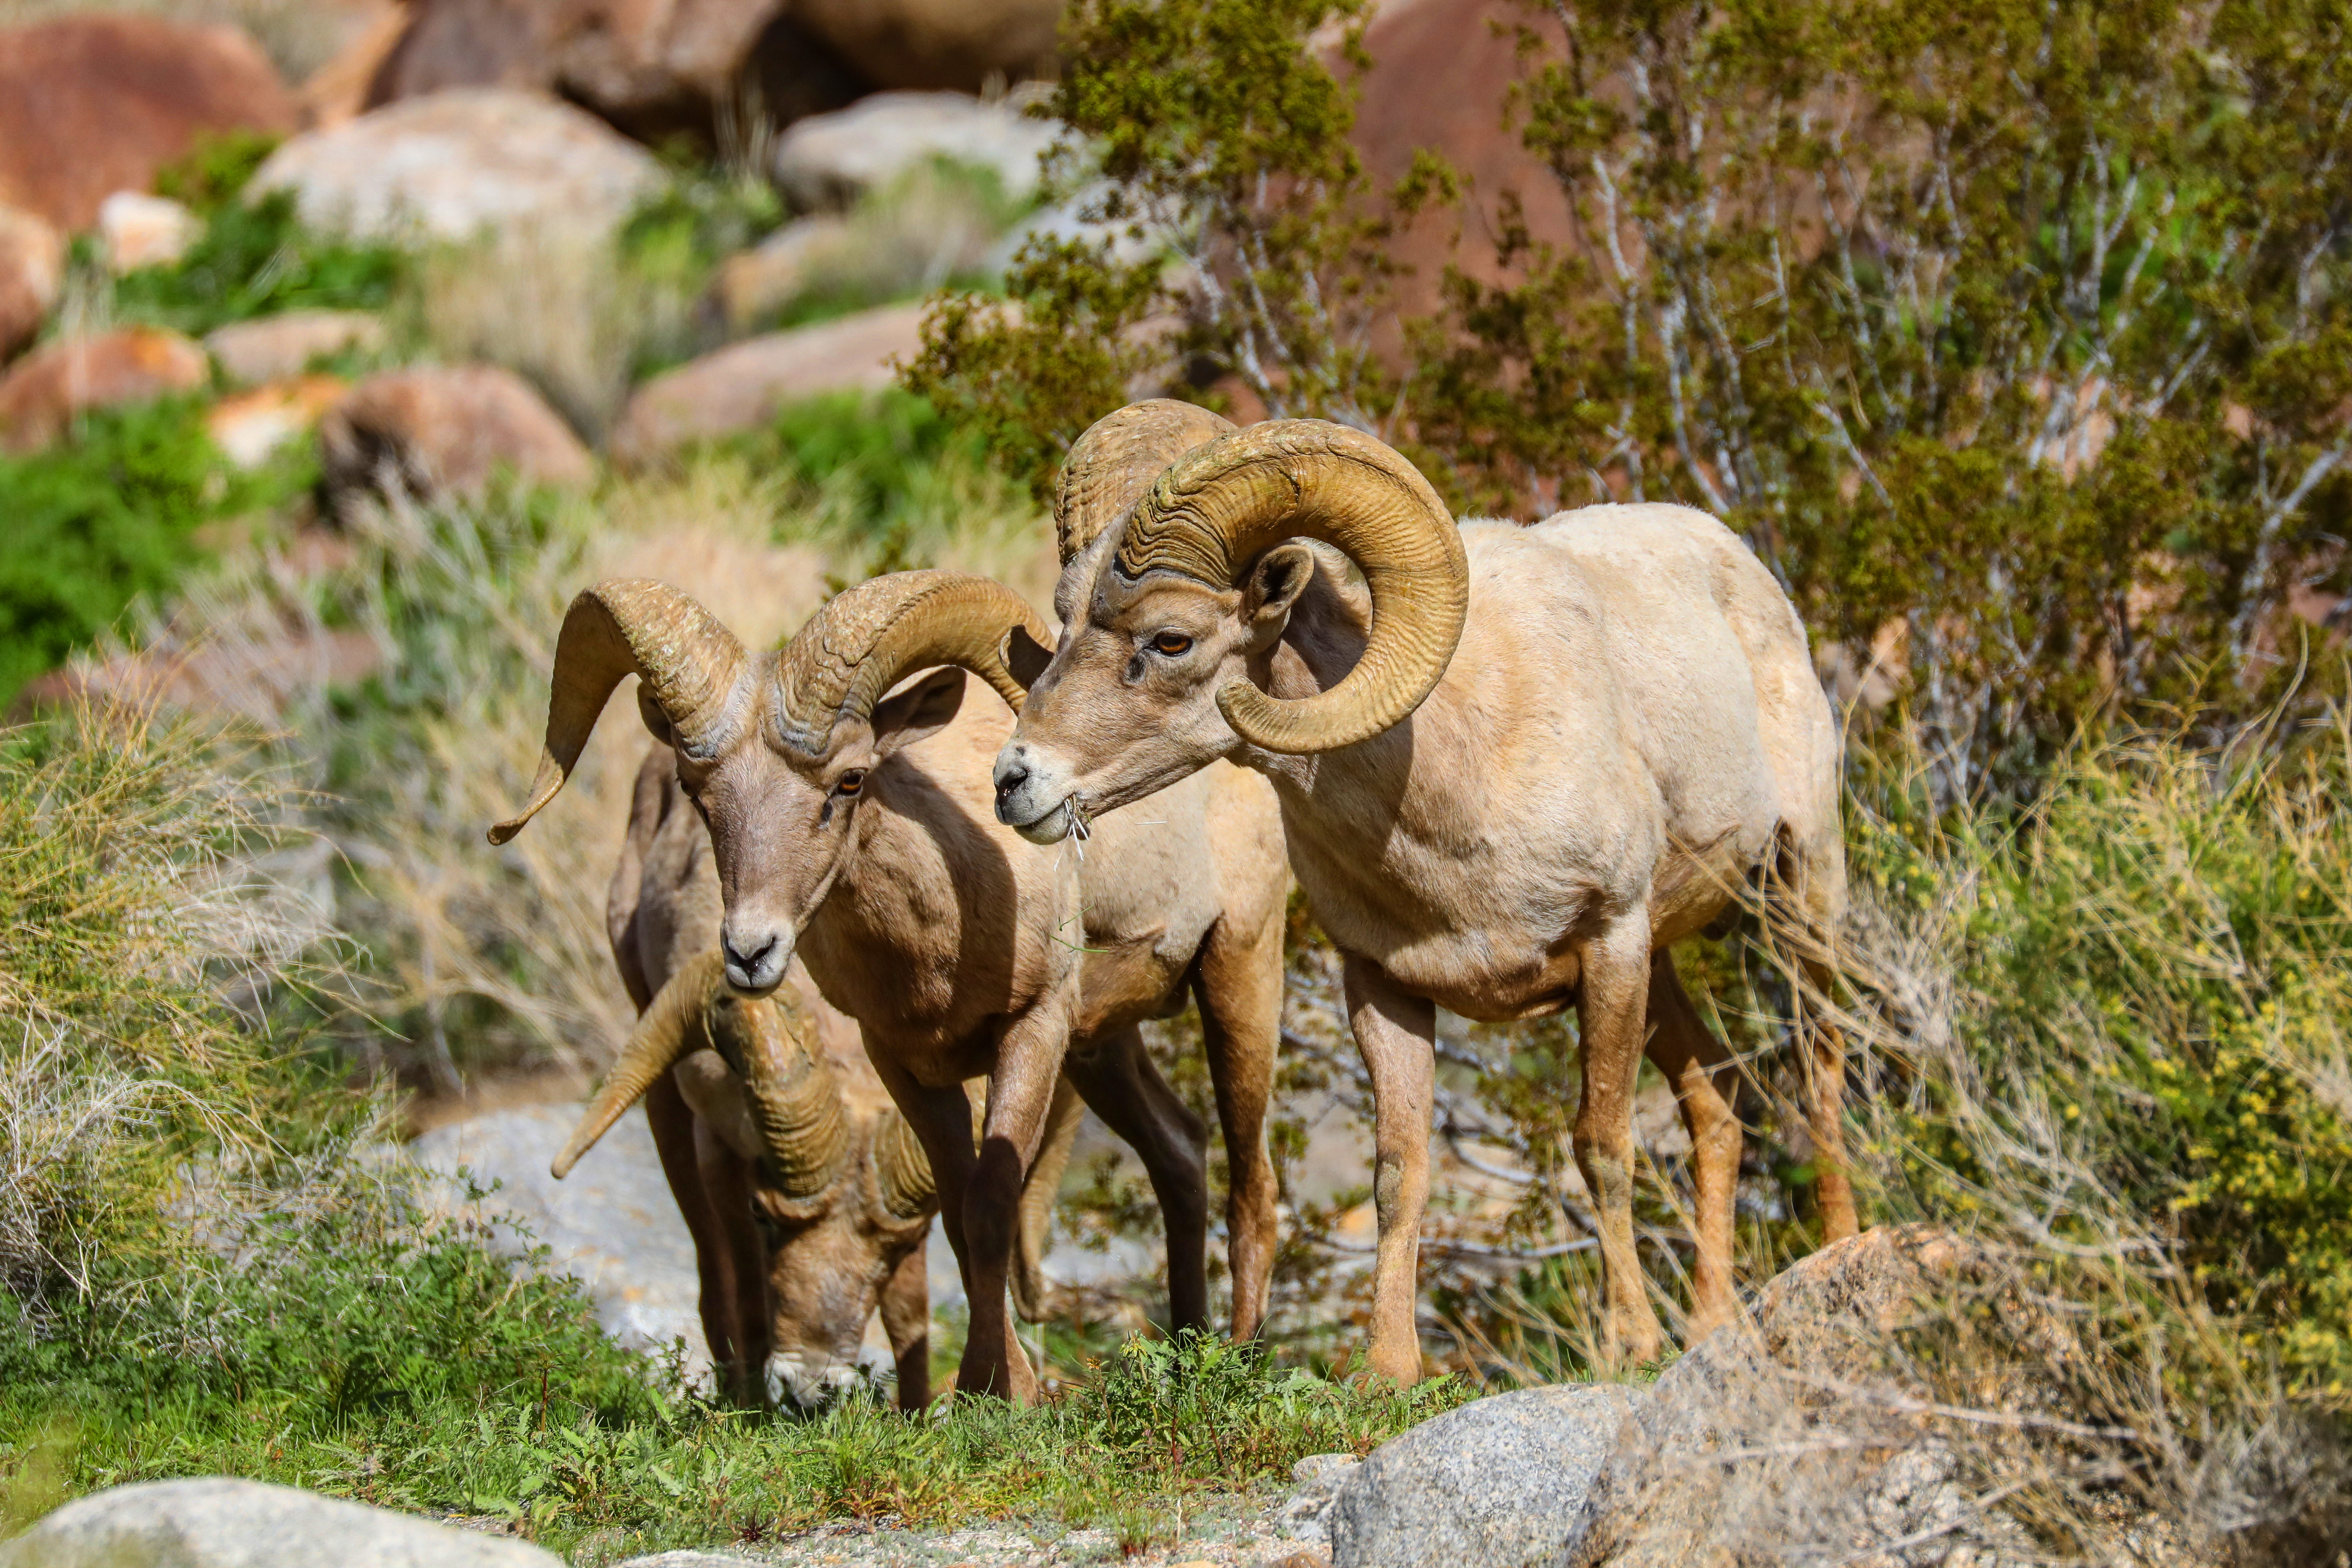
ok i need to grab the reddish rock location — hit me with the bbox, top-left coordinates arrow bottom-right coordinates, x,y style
319,364 -> 595,505
203,310 -> 385,386
362,0 -> 868,142
608,303 -> 924,469
0,328 -> 210,455
1339,0 -> 1575,320
790,0 -> 1063,93
207,375 -> 350,469
0,204 -> 63,362
0,16 -> 295,232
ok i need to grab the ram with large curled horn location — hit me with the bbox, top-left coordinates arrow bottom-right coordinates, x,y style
995,401 -> 1857,1380
566,743 -> 1088,1409
494,569 -> 1291,1405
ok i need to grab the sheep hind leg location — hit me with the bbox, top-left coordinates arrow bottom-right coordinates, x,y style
1799,955 -> 1860,1243
1064,1024 -> 1211,1334
1574,910 -> 1663,1370
1192,911 -> 1282,1343
1642,950 -> 1744,1344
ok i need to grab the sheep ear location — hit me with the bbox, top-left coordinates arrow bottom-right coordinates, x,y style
1243,543 -> 1315,640
635,681 -> 675,745
872,666 -> 966,760
1002,624 -> 1053,690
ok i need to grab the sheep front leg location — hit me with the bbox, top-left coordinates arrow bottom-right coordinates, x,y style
1576,910 -> 1662,1368
1064,1024 -> 1210,1333
1194,911 -> 1282,1342
1345,955 -> 1435,1387
879,1243 -> 932,1411
959,1007 -> 1067,1404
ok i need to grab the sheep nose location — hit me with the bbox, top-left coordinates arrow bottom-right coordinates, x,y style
722,932 -> 779,991
993,750 -> 1031,823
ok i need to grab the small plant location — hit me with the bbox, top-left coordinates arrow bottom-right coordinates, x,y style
0,397 -> 316,703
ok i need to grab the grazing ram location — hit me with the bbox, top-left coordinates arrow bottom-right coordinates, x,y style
492,572 -> 1290,1402
566,742 -> 1084,1408
991,404 -> 1857,1377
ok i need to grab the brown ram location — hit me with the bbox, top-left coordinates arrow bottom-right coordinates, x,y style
560,743 -> 1082,1408
495,572 -> 1290,1403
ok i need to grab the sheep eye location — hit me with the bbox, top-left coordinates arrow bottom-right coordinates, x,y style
836,770 -> 866,797
1150,631 -> 1194,657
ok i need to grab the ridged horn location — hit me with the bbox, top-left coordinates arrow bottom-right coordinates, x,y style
712,981 -> 847,1198
1056,400 -> 1236,564
771,570 -> 1050,756
489,581 -> 748,846
1112,420 -> 1467,755
552,949 -> 726,1179
872,1107 -> 936,1219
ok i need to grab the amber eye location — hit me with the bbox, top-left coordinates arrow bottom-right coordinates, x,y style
836,770 -> 867,796
1150,631 -> 1194,657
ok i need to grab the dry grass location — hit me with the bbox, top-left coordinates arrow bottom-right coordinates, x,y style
405,224 -> 697,443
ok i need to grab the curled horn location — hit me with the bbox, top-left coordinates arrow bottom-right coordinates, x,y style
552,949 -> 725,1179
771,570 -> 1050,756
1113,420 -> 1467,755
551,951 -> 850,1197
714,981 -> 846,1198
871,1107 -> 935,1219
1055,400 -> 1236,565
489,581 -> 747,846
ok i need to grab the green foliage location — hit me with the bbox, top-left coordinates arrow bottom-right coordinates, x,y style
1855,715 -> 2352,1394
110,190 -> 405,337
0,398 -> 316,703
904,0 -> 1398,500
1407,0 -> 2352,789
151,131 -> 284,213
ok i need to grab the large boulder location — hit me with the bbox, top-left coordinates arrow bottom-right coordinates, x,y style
0,328 -> 209,455
0,17 -> 295,233
608,303 -> 924,467
790,0 -> 1062,94
1560,1226 -> 2059,1568
0,1476 -> 561,1567
247,89 -> 665,245
205,309 -> 387,386
1327,1384 -> 1640,1568
771,90 -> 1059,211
0,204 -> 63,361
319,363 -> 595,506
360,0 -> 867,143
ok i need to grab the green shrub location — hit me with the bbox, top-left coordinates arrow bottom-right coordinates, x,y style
1853,718 -> 2352,1394
109,191 -> 405,337
0,399 -> 317,704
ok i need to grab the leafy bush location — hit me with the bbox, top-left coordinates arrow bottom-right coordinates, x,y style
1851,716 -> 2352,1394
906,0 -> 1400,500
110,191 -> 405,337
0,398 -> 316,704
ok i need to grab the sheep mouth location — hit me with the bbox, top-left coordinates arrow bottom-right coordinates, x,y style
1006,794 -> 1082,846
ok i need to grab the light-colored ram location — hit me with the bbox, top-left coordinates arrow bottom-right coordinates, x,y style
493,571 -> 1290,1402
565,743 -> 1084,1408
992,403 -> 1858,1377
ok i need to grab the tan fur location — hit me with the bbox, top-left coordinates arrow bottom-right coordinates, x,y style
673,654 -> 1288,1405
998,500 -> 1858,1379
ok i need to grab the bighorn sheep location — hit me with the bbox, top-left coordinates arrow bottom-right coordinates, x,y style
570,743 -> 1083,1407
492,571 -> 1290,1402
992,403 -> 1858,1377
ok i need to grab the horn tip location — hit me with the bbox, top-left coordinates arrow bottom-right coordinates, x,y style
549,1151 -> 577,1179
488,818 -> 524,846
